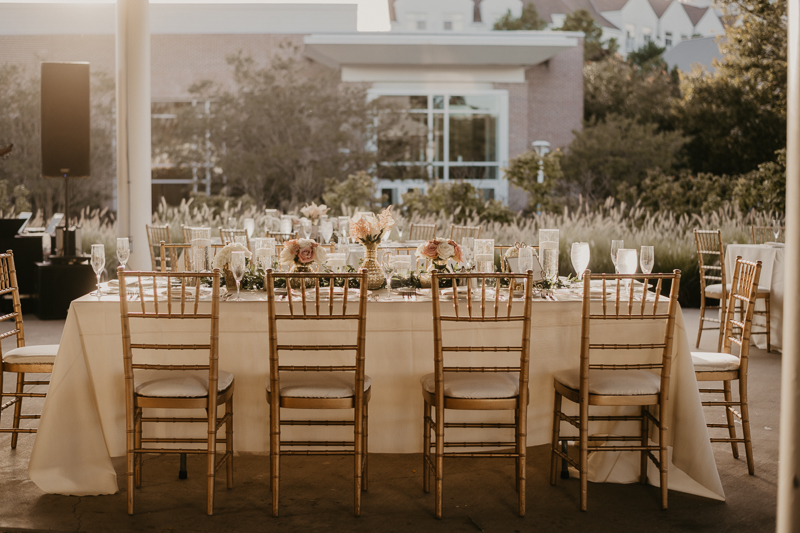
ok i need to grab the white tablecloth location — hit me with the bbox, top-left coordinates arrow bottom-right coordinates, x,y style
726,244 -> 784,351
28,291 -> 724,502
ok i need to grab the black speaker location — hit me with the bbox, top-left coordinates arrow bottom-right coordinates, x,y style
41,62 -> 91,179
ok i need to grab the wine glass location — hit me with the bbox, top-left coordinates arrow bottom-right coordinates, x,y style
772,219 -> 781,242
227,217 -> 237,230
90,244 -> 105,297
396,217 -> 405,242
320,219 -> 334,244
230,251 -> 246,301
116,237 -> 130,271
617,249 -> 638,275
243,217 -> 255,238
611,240 -> 624,273
327,252 -> 347,274
640,246 -> 654,275
381,251 -> 396,297
461,237 -> 475,270
338,216 -> 350,244
518,247 -> 534,296
570,242 -> 590,280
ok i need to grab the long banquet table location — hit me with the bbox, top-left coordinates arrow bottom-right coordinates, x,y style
726,243 -> 784,351
28,287 -> 725,502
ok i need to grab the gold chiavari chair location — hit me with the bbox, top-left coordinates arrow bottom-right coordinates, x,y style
146,225 -> 172,270
265,269 -> 370,517
422,270 -> 534,518
694,230 -> 727,351
751,225 -> 784,244
118,268 -> 234,515
448,224 -> 481,243
550,270 -> 681,511
266,231 -> 297,244
497,244 -> 539,273
692,257 -> 761,475
0,251 -> 59,447
408,223 -> 436,241
220,227 -> 250,248
159,242 -> 226,273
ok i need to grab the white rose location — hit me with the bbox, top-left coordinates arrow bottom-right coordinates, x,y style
436,242 -> 454,260
315,244 -> 328,264
297,238 -> 315,248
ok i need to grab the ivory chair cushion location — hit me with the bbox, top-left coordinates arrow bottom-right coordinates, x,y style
3,344 -> 59,365
420,372 -> 519,399
267,372 -> 372,399
691,351 -> 741,372
705,283 -> 768,298
135,370 -> 234,398
553,368 -> 661,396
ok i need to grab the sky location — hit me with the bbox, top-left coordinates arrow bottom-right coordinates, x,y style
0,0 -> 392,31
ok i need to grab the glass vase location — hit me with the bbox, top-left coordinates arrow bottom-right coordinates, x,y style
362,242 -> 385,290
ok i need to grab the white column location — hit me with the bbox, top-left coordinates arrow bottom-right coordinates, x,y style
778,0 -> 800,531
116,0 -> 152,270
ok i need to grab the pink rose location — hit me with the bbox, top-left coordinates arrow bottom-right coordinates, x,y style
420,240 -> 440,259
297,246 -> 315,264
449,240 -> 465,263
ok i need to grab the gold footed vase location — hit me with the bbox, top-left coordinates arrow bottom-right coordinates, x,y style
362,242 -> 385,290
289,264 -> 315,289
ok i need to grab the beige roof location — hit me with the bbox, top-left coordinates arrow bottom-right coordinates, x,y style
523,0 -> 619,29
682,3 -> 708,26
648,0 -> 672,18
590,0 -> 629,12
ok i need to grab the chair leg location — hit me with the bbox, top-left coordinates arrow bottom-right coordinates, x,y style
422,399 -> 431,493
435,403 -> 444,519
362,402 -> 369,492
640,406 -> 649,484
515,407 -> 520,493
739,378 -> 755,475
696,297 -> 705,348
134,408 -> 142,488
764,295 -> 771,353
659,412 -> 668,510
226,396 -> 234,489
207,413 -> 217,516
127,411 -> 136,515
517,402 -> 526,518
722,380 -> 739,459
550,390 -> 562,486
269,398 -> 280,517
579,401 -> 588,512
354,400 -> 364,517
11,372 -> 24,449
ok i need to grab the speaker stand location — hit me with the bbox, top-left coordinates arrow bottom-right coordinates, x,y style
63,176 -> 71,226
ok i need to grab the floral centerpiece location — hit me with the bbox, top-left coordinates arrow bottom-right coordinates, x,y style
416,238 -> 464,270
300,202 -> 329,222
349,207 -> 395,289
279,238 -> 328,268
213,242 -> 252,288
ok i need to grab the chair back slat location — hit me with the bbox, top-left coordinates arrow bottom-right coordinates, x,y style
720,257 -> 763,371
220,227 -> 250,249
0,251 -> 25,352
408,223 -> 436,241
449,224 -> 481,243
265,269 -> 369,395
581,271 -> 681,395
750,225 -> 784,244
146,225 -> 172,270
265,231 -> 297,244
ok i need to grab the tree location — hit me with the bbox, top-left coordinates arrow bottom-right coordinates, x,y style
676,0 -> 786,175
503,149 -> 564,212
733,148 -> 786,213
557,9 -> 618,62
0,63 -> 115,219
322,171 -> 385,215
559,114 -> 687,206
165,46 -> 379,210
493,4 -> 547,31
583,51 -> 680,132
400,181 -> 516,224
627,41 -> 667,72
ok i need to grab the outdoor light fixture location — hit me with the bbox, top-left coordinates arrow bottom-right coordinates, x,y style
531,140 -> 550,184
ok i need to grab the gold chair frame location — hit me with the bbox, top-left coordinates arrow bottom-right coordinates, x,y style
694,230 -> 727,351
423,270 -> 534,518
265,269 -> 370,517
0,251 -> 56,447
220,227 -> 250,249
408,223 -> 436,241
448,224 -> 481,243
265,231 -> 297,244
750,225 -> 784,244
158,242 -> 226,273
145,224 -> 171,270
695,257 -> 761,475
550,270 -> 681,511
119,268 -> 234,515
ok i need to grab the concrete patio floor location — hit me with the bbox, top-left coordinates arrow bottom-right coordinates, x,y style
0,308 -> 780,532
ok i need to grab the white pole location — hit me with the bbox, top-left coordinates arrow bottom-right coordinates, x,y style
777,0 -> 800,530
115,0 -> 152,270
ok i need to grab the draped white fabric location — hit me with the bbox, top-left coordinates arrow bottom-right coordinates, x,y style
28,292 -> 724,502
726,244 -> 784,351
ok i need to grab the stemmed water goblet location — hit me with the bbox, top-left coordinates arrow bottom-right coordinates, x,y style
338,216 -> 350,244
616,248 -> 638,299
300,219 -> 312,240
227,217 -> 237,230
117,238 -> 130,271
611,240 -> 624,273
320,219 -> 333,244
461,237 -> 475,271
640,246 -> 654,275
395,217 -> 405,242
381,251 -> 397,299
91,244 -> 105,297
243,217 -> 255,238
570,242 -> 590,280
518,247 -> 534,297
772,219 -> 781,242
230,251 -> 246,301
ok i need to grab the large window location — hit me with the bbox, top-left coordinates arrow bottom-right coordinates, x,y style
372,92 -> 503,183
